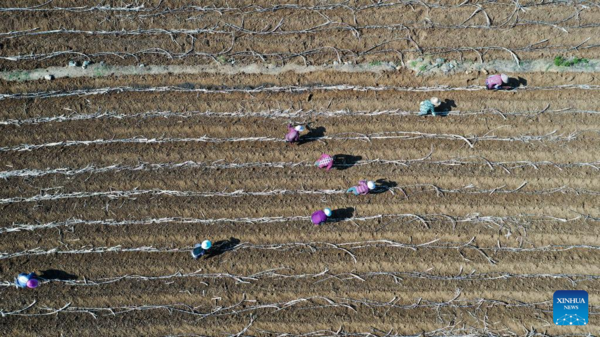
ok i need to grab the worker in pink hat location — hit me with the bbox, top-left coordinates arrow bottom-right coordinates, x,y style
486,74 -> 510,90
15,272 -> 39,289
315,153 -> 334,171
347,180 -> 376,195
285,124 -> 305,144
311,208 -> 332,225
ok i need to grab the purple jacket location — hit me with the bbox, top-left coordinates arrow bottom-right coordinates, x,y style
315,154 -> 334,171
354,180 -> 370,195
311,210 -> 328,225
285,124 -> 299,143
486,74 -> 503,89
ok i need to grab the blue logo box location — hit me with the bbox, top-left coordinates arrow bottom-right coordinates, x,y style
554,290 -> 588,325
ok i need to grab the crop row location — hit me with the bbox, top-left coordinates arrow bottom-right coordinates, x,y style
1,0 -> 594,14
2,155 -> 599,180
5,237 -> 600,264
1,105 -> 593,126
3,264 -> 599,288
2,212 -> 593,235
6,84 -> 600,101
3,38 -> 599,65
3,182 -> 600,205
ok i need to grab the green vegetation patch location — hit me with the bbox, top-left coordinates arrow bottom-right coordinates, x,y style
554,56 -> 589,67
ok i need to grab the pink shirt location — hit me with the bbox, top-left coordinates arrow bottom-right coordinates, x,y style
315,154 -> 333,171
285,124 -> 299,143
354,180 -> 370,195
486,74 -> 503,89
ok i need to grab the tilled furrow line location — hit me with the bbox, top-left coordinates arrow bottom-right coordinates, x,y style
2,86 -> 598,121
1,165 -> 598,199
2,138 -> 598,175
2,3 -> 593,34
3,247 -> 600,287
0,192 -> 592,225
2,112 -> 599,147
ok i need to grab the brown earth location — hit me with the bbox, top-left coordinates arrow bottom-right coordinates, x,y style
1,1 -> 600,337
1,1 -> 600,69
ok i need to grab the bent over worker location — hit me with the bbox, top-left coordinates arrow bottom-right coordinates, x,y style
347,180 -> 376,195
15,272 -> 38,289
285,124 -> 304,144
419,97 -> 441,116
486,74 -> 510,90
311,208 -> 332,225
315,153 -> 334,171
191,240 -> 212,259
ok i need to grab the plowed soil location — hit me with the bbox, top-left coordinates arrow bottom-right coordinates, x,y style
1,1 -> 599,336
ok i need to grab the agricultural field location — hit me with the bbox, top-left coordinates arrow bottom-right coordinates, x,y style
1,0 -> 600,336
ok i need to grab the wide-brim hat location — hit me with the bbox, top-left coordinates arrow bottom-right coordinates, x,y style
431,97 -> 441,107
201,240 -> 212,250
367,181 -> 376,190
323,208 -> 332,217
501,74 -> 509,83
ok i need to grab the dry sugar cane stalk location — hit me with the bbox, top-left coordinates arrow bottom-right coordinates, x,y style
5,238 -> 600,263
3,106 -> 600,126
4,84 -> 600,101
0,84 -> 489,100
2,155 -> 599,180
3,13 -> 591,40
1,212 -> 589,234
0,292 -> 566,319
1,266 -> 597,288
0,0 -> 590,14
1,129 -> 593,153
2,183 -> 600,204
2,39 -> 599,66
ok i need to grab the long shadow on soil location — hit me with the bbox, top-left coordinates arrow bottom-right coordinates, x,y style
205,237 -> 240,259
507,76 -> 527,88
436,99 -> 456,116
299,124 -> 326,145
333,154 -> 362,170
371,179 -> 398,195
39,269 -> 78,281
329,207 -> 355,222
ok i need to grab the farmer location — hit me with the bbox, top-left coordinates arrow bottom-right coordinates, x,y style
15,272 -> 39,289
347,180 -> 376,195
311,208 -> 332,225
315,153 -> 334,171
285,124 -> 305,144
419,97 -> 441,116
486,73 -> 510,90
191,240 -> 212,259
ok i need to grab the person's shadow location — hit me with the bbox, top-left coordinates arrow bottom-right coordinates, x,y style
333,154 -> 362,170
205,237 -> 240,259
435,99 -> 456,116
330,207 -> 354,222
507,76 -> 527,88
39,269 -> 78,281
371,179 -> 398,194
299,123 -> 326,145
